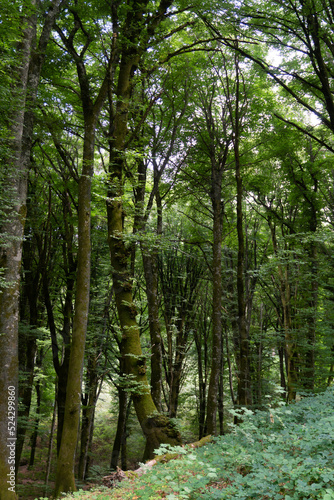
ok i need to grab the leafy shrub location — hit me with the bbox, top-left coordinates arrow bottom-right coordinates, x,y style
106,387 -> 334,499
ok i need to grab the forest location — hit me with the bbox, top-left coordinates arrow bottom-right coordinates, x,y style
0,0 -> 334,498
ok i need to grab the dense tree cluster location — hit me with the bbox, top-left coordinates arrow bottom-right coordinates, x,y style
0,0 -> 333,497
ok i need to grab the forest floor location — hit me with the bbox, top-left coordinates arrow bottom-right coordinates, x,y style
18,388 -> 334,499
17,462 -> 53,500
64,388 -> 334,499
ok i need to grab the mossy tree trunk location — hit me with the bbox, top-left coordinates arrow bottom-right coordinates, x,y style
54,17 -> 110,494
54,134 -> 94,496
107,205 -> 182,457
0,2 -> 61,497
107,0 -> 182,460
53,108 -> 108,496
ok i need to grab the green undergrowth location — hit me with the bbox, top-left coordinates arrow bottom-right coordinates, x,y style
58,387 -> 334,500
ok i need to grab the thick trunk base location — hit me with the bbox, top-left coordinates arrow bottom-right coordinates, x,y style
142,414 -> 182,460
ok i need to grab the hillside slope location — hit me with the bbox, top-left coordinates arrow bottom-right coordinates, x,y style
62,388 -> 334,499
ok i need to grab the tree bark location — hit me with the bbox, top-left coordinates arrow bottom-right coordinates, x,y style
235,128 -> 251,408
78,354 -> 99,481
141,249 -> 163,412
205,176 -> 223,435
0,2 -> 62,497
106,0 -> 181,460
54,156 -> 93,496
107,206 -> 182,457
54,104 -> 103,494
233,48 -> 251,409
270,221 -> 297,401
54,9 -> 112,492
28,379 -> 41,468
133,158 -> 163,412
110,387 -> 129,471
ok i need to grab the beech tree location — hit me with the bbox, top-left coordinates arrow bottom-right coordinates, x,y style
106,0 -> 188,460
0,1 -> 62,496
52,1 -> 114,493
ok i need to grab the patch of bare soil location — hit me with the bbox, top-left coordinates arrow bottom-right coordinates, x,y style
16,462 -> 54,499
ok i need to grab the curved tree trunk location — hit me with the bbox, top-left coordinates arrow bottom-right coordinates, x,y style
107,209 -> 182,458
106,0 -> 181,460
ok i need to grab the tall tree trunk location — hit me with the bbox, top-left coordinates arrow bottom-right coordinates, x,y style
107,0 -> 181,460
233,51 -> 251,409
110,387 -> 129,471
141,249 -> 163,411
54,12 -> 111,491
107,202 -> 181,457
206,164 -> 224,435
54,118 -> 95,496
78,354 -> 99,481
54,162 -> 92,495
0,2 -> 61,496
0,6 -> 35,496
28,380 -> 41,468
134,160 -> 163,412
270,221 -> 297,401
235,149 -> 251,407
